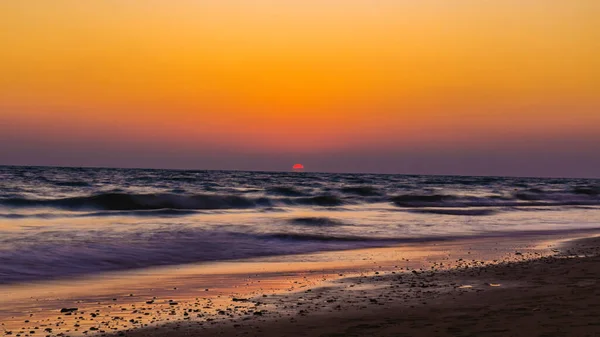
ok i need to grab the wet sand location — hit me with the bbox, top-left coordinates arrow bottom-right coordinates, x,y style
2,232 -> 600,337
119,234 -> 600,337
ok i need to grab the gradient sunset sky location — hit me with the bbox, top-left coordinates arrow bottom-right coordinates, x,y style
1,1 -> 599,177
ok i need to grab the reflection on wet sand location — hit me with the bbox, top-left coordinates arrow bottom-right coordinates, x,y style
2,232 -> 588,336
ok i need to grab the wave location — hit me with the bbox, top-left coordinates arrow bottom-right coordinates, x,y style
391,194 -> 456,206
288,217 -> 348,227
0,193 -> 267,211
0,193 -> 348,211
572,186 -> 600,196
266,186 -> 309,197
390,191 -> 600,208
340,186 -> 382,196
2,191 -> 598,213
0,209 -> 202,219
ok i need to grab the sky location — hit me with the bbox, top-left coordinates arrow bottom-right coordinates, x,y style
1,1 -> 599,177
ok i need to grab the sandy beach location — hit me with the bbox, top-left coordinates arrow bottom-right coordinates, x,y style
2,230 -> 600,337
118,234 -> 600,337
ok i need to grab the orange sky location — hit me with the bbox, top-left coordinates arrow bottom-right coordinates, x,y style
1,1 -> 599,176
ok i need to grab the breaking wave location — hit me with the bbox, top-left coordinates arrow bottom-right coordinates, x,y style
2,188 -> 599,213
0,193 -> 265,211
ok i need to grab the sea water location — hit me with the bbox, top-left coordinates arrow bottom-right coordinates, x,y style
1,166 -> 599,284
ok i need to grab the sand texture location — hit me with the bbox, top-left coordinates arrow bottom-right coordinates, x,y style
102,236 -> 600,337
3,234 -> 600,337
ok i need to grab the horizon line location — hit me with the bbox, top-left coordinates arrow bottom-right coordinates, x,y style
0,163 -> 598,181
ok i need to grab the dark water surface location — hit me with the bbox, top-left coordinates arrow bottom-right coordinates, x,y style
1,166 -> 599,284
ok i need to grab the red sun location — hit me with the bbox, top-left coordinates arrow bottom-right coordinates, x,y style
292,164 -> 304,170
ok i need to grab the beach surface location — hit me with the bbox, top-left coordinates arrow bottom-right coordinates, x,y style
119,234 -> 600,337
3,230 -> 600,337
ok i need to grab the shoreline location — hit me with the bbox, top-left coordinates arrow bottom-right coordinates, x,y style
1,230 -> 599,336
118,233 -> 600,337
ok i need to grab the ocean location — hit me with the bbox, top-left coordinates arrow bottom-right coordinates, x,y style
1,166 -> 599,284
